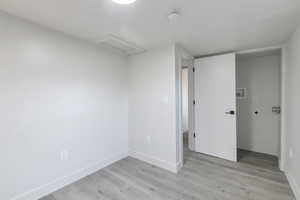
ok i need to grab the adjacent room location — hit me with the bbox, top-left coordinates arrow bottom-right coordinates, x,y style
236,49 -> 282,169
0,0 -> 300,200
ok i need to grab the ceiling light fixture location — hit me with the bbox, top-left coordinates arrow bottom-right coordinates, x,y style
168,11 -> 180,23
111,0 -> 137,5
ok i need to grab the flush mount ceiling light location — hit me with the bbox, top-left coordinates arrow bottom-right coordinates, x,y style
112,0 -> 137,4
168,11 -> 180,21
167,11 -> 180,24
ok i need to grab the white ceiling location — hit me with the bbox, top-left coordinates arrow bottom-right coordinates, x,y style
0,0 -> 299,56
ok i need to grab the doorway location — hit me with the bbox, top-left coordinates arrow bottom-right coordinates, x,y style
180,58 -> 195,166
179,49 -> 284,170
236,49 -> 281,169
181,67 -> 189,149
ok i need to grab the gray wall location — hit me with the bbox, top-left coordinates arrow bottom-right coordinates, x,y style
285,23 -> 300,198
0,12 -> 129,200
237,54 -> 281,156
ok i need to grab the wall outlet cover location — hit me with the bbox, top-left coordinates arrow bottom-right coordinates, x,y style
289,148 -> 294,159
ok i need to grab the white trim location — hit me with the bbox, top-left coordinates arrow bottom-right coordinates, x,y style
176,161 -> 183,172
237,45 -> 283,55
129,150 -> 178,173
175,44 -> 184,172
280,46 -> 287,171
187,60 -> 195,152
11,151 -> 128,200
286,170 -> 300,200
175,44 -> 195,174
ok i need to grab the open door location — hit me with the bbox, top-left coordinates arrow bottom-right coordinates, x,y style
194,53 -> 237,162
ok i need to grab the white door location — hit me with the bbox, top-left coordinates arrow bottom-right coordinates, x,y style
194,53 -> 237,162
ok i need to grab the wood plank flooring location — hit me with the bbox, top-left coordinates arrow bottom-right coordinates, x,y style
238,148 -> 279,169
40,149 -> 295,200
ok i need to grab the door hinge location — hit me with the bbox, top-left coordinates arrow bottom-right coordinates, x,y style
193,133 -> 196,138
193,67 -> 195,72
193,100 -> 196,105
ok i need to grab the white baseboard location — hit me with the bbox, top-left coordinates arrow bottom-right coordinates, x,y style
11,151 -> 128,200
279,158 -> 285,171
129,150 -> 178,173
176,161 -> 183,172
286,170 -> 300,200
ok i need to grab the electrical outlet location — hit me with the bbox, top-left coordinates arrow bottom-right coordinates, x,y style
60,152 -> 63,161
65,150 -> 69,160
162,96 -> 169,104
289,148 -> 294,159
147,136 -> 151,144
60,150 -> 69,161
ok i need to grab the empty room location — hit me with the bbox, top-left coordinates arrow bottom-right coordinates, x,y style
0,0 -> 299,200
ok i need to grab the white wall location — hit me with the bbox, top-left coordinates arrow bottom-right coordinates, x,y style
237,54 -> 281,156
284,24 -> 300,199
0,12 -> 129,200
128,45 -> 178,172
181,68 -> 189,133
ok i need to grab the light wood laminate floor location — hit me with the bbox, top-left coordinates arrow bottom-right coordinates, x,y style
40,149 -> 295,200
238,148 -> 279,169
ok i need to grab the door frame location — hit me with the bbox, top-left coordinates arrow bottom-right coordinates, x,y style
175,45 -> 194,172
180,65 -> 195,151
177,45 -> 286,172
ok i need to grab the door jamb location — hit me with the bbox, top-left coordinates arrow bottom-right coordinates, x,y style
175,45 -> 194,172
